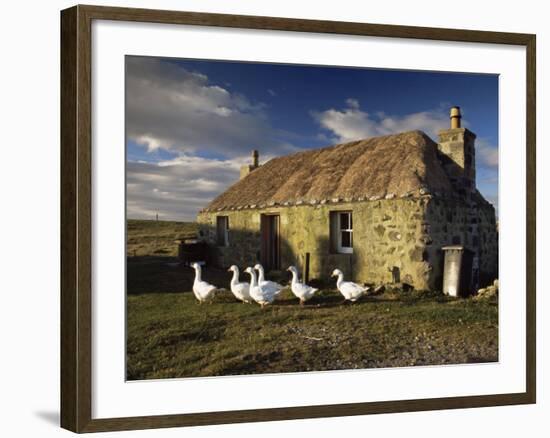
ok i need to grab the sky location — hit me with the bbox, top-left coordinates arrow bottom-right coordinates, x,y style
126,56 -> 499,221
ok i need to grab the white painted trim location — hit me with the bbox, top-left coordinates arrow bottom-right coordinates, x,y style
336,211 -> 353,254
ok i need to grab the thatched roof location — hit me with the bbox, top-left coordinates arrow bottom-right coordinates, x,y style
202,130 -> 457,212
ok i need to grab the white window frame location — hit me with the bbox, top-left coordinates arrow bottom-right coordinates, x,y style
337,211 -> 353,254
216,216 -> 229,247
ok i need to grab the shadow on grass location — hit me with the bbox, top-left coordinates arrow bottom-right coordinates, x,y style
127,257 -> 232,295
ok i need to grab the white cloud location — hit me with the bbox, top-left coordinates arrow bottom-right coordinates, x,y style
126,57 -> 286,158
475,138 -> 499,213
345,98 -> 360,109
127,155 -> 243,221
127,152 -> 278,221
476,138 -> 499,168
125,57 -> 300,221
312,99 -> 449,142
134,134 -> 170,152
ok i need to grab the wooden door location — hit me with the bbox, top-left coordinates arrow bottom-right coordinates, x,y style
260,214 -> 280,271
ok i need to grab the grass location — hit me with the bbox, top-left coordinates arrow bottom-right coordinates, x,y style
126,219 -> 498,380
127,219 -> 197,257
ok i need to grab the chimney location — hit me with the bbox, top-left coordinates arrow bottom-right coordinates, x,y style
437,107 -> 476,194
450,106 -> 462,129
252,149 -> 259,168
240,149 -> 261,179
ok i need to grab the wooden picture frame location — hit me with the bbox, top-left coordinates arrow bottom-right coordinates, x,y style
60,4 -> 536,433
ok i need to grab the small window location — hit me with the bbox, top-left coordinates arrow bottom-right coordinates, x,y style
330,211 -> 353,254
216,216 -> 229,247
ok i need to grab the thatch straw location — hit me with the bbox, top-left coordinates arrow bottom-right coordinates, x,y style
204,130 -> 456,211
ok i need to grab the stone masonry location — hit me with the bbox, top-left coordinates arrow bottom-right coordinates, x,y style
197,191 -> 498,290
196,107 -> 498,291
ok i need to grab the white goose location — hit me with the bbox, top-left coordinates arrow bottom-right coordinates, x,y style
227,265 -> 252,303
287,266 -> 318,306
245,267 -> 280,308
190,262 -> 217,303
331,269 -> 370,302
254,264 -> 285,293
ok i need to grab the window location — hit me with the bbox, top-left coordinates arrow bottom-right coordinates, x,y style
330,211 -> 353,254
216,216 -> 229,247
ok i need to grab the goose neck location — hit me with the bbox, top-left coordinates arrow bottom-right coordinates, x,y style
257,267 -> 265,283
230,269 -> 239,285
248,271 -> 257,288
193,265 -> 202,283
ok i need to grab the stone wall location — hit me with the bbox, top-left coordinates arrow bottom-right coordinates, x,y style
424,196 -> 498,289
197,195 -> 498,291
437,128 -> 476,193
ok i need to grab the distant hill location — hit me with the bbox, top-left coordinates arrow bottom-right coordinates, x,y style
127,219 -> 198,257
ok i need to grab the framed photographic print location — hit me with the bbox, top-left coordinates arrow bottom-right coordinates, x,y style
60,4 -> 536,433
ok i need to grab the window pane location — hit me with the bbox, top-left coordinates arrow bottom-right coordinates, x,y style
340,212 -> 349,230
349,213 -> 353,229
341,231 -> 352,247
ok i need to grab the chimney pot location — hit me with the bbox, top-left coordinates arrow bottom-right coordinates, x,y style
252,149 -> 259,168
450,106 -> 462,129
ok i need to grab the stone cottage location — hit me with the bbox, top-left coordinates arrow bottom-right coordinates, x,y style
196,107 -> 498,291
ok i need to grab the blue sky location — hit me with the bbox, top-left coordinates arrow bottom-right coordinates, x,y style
126,56 -> 498,221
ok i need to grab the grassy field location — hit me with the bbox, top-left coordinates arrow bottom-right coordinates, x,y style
127,219 -> 197,257
126,219 -> 498,380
